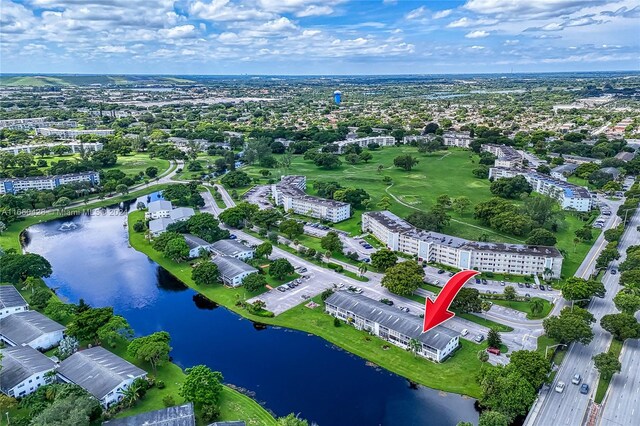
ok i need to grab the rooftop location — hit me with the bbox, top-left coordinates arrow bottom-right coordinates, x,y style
169,207 -> 195,221
0,171 -> 98,183
102,402 -> 195,426
183,233 -> 211,249
212,255 -> 258,277
149,218 -> 174,234
148,200 -> 173,213
0,285 -> 28,310
0,311 -> 65,345
0,345 -> 56,392
57,346 -> 146,400
211,239 -> 253,257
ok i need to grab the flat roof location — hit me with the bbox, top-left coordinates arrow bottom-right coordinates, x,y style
0,285 -> 28,310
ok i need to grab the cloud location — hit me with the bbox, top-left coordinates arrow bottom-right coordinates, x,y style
504,39 -> 520,45
406,6 -> 428,20
190,0 -> 274,22
296,5 -> 334,17
465,30 -> 490,38
447,17 -> 497,28
433,9 -> 452,19
97,45 -> 128,53
463,0 -> 608,19
159,25 -> 196,39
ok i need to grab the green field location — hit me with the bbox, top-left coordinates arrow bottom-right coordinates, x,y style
104,153 -> 171,176
489,297 -> 554,320
240,147 -> 596,277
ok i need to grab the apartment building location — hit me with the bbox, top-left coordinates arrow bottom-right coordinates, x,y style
443,131 -> 473,148
488,167 -> 593,212
272,175 -> 351,223
362,210 -> 563,278
0,345 -> 57,398
0,118 -> 78,130
482,144 -> 523,168
325,292 -> 459,363
402,134 -> 435,144
334,136 -> 395,153
0,172 -> 101,195
35,128 -> 114,139
0,142 -> 103,155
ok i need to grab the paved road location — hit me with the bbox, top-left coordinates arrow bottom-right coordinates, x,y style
526,199 -> 633,426
598,209 -> 640,426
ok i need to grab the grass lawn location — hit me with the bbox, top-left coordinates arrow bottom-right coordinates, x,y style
104,153 -> 170,177
594,339 -> 623,404
128,212 -> 485,397
489,297 -> 554,320
239,147 -> 596,278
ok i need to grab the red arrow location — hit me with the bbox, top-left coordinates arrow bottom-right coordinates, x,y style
422,270 -> 480,333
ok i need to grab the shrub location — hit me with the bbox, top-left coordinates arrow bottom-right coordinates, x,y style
333,317 -> 341,327
156,380 -> 165,389
162,395 -> 175,407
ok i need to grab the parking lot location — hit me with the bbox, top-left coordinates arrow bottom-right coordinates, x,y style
242,184 -> 273,210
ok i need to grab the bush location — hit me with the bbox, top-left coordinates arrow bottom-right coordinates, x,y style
333,317 -> 341,327
156,380 -> 165,389
327,262 -> 344,272
162,395 -> 175,407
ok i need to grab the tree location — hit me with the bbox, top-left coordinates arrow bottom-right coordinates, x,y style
180,365 -> 223,407
562,277 -> 605,301
487,328 -> 502,349
192,262 -> 220,286
277,413 -> 309,426
334,187 -> 370,208
0,253 -> 52,283
359,151 -> 373,163
613,291 -> 640,314
31,287 -> 53,310
31,394 -> 100,426
345,153 -> 359,165
221,170 -> 251,188
436,194 -> 452,208
115,184 -> 129,195
164,237 -> 190,262
279,219 -> 304,239
44,300 -> 75,323
408,338 -> 421,357
255,242 -> 273,259
151,231 -> 183,252
269,258 -> 294,280
145,166 -> 158,178
67,307 -> 114,343
242,273 -> 267,292
320,231 -> 343,253
601,313 -> 640,340
593,351 -> 621,380
530,298 -> 544,316
371,249 -> 398,271
490,176 -> 533,199
478,350 -> 489,362
393,154 -> 419,171
620,270 -> 640,289
128,331 -> 172,374
503,286 -> 516,301
451,288 -> 482,313
478,367 -> 537,422
381,261 -> 424,296
313,153 -> 342,169
377,195 -> 392,209
97,315 -> 133,347
406,207 -> 450,232
522,196 -> 563,229
508,350 -> 551,389
473,166 -> 490,179
479,411 -> 509,426
526,228 -> 557,246
186,213 -> 229,243
543,307 -> 594,345
452,196 -> 472,216
575,226 -> 593,242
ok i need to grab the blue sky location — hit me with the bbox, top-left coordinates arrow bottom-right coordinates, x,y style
1,0 -> 639,74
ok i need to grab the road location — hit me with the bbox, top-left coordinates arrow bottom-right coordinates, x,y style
598,208 -> 640,426
526,199 -> 634,426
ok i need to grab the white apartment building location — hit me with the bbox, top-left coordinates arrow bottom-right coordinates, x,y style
0,142 -> 103,155
0,172 -> 101,195
0,345 -> 57,398
35,128 -> 114,139
362,211 -> 563,278
488,167 -> 593,212
0,118 -> 78,130
402,134 -> 435,144
0,286 -> 29,319
272,175 -> 351,223
334,136 -> 395,153
482,144 -> 523,168
443,131 -> 473,148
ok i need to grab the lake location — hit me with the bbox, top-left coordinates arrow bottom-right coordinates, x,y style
23,200 -> 479,426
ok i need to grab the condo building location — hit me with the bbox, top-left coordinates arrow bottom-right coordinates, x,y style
334,136 -> 396,153
0,142 -> 103,155
442,131 -> 473,148
272,175 -> 351,223
35,128 -> 114,139
0,172 -> 101,195
362,210 -> 563,278
481,144 -> 523,168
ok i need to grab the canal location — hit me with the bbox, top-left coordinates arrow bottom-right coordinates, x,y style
23,200 -> 479,426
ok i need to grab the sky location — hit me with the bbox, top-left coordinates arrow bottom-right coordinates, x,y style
1,0 -> 639,75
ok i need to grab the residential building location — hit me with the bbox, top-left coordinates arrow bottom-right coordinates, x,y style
145,200 -> 174,219
551,164 -> 579,181
184,234 -> 213,258
0,345 -> 57,398
146,200 -> 195,236
0,118 -> 78,130
103,402 -> 195,426
443,131 -> 473,148
615,151 -> 635,162
0,286 -> 29,319
211,239 -> 255,260
0,311 -> 65,350
481,144 -> 523,168
334,136 -> 395,153
148,218 -> 175,237
35,128 -> 114,139
211,255 -> 258,287
325,292 -> 459,363
0,142 -> 103,155
272,175 -> 351,223
488,168 -> 593,212
0,172 -> 100,195
170,207 -> 195,222
548,153 -> 602,165
57,346 -> 146,408
362,210 -> 563,278
402,134 -> 435,144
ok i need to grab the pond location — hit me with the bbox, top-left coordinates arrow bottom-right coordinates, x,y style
23,199 -> 479,426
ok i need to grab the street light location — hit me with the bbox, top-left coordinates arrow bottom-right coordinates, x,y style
545,343 -> 567,359
570,298 -> 592,311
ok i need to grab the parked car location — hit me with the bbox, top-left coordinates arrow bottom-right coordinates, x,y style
354,287 -> 363,294
518,283 -> 524,288
579,383 -> 590,395
500,281 -> 505,286
611,269 -> 617,275
475,278 -> 481,284
437,269 -> 445,274
539,284 -> 545,291
433,280 -> 440,285
380,298 -> 394,306
277,287 -> 286,292
487,347 -> 501,355
555,381 -> 566,393
525,283 -> 531,288
337,283 -> 344,288
482,279 -> 488,285
399,307 -> 410,313
474,335 -> 484,343
461,329 -> 469,336
572,374 -> 582,385
229,234 -> 237,240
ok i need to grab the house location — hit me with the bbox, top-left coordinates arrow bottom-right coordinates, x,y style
615,151 -> 635,162
170,207 -> 195,222
102,402 -> 195,425
145,200 -> 173,219
149,218 -> 175,237
0,285 -> 29,319
0,311 -> 65,351
325,292 -> 459,363
0,345 -> 57,398
184,234 -> 213,258
57,346 -> 146,408
212,256 -> 258,287
210,239 -> 255,260
551,164 -> 579,181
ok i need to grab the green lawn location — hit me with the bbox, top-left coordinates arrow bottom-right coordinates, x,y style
104,153 -> 170,177
489,297 -> 554,320
594,339 -> 623,404
239,147 -> 596,277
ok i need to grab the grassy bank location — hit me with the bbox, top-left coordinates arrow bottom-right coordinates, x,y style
128,211 -> 485,398
594,339 -> 623,404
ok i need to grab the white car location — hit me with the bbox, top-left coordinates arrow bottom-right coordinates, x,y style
555,381 -> 566,393
461,329 -> 469,336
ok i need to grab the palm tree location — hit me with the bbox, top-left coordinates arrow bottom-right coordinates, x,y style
530,298 -> 544,316
120,380 -> 143,407
408,338 -> 421,358
543,268 -> 553,281
358,262 -> 368,277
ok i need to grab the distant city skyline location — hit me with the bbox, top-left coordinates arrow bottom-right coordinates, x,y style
1,0 -> 639,75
